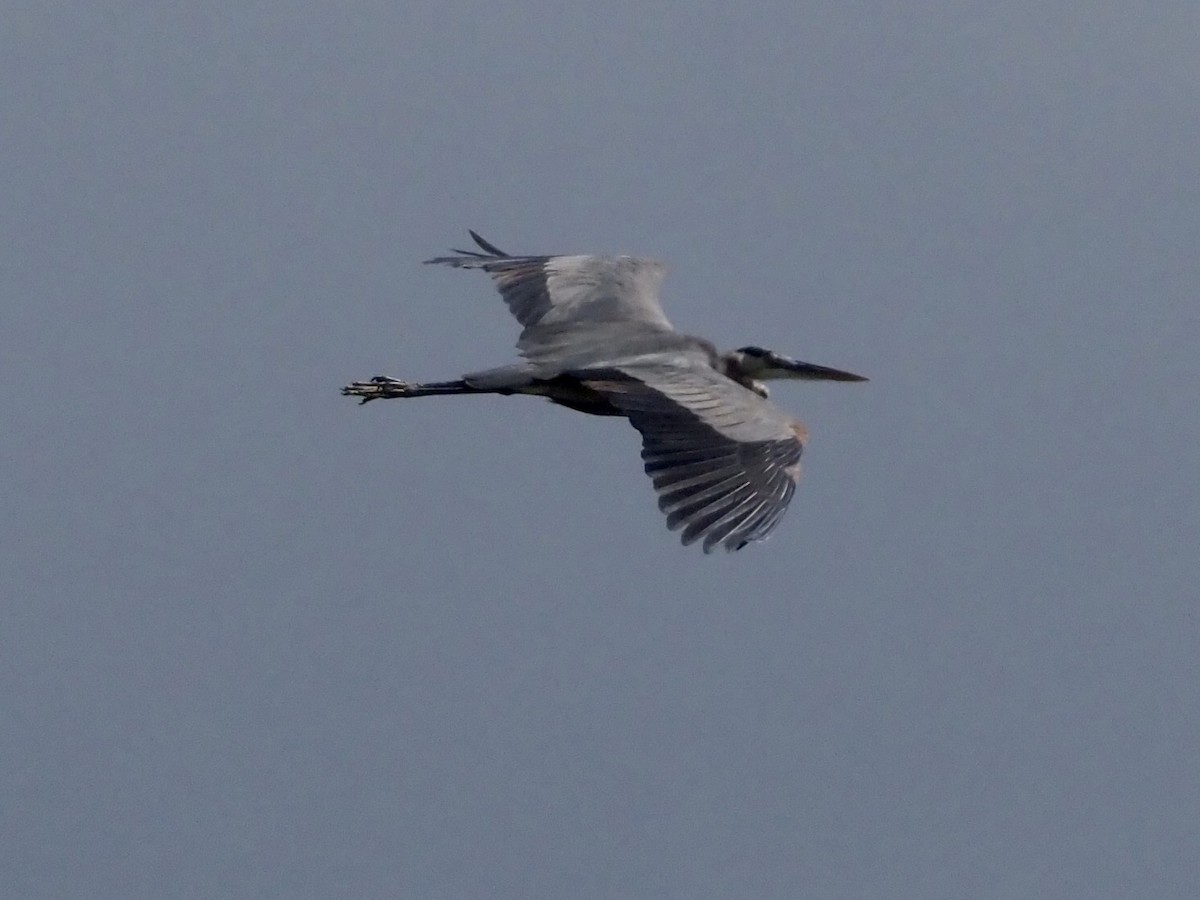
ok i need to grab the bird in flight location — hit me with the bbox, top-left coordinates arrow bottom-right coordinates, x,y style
343,231 -> 866,552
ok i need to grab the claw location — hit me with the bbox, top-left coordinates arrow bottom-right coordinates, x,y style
341,376 -> 410,404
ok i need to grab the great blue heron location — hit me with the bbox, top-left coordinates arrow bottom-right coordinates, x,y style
342,231 -> 866,552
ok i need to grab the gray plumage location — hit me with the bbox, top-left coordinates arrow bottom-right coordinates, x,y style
343,231 -> 866,553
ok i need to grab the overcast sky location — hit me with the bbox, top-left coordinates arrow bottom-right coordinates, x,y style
3,3 -> 1198,898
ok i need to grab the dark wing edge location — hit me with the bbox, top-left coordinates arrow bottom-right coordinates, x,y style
425,232 -> 556,328
584,370 -> 805,553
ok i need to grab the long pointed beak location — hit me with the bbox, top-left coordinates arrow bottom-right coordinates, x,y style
783,359 -> 869,382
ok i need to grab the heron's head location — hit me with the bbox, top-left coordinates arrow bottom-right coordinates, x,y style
726,346 -> 868,393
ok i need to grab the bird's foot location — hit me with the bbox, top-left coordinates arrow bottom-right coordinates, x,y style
341,375 -> 411,405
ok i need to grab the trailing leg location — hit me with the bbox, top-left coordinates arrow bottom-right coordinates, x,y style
341,376 -> 497,405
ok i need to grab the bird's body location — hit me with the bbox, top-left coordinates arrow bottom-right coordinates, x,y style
343,231 -> 866,552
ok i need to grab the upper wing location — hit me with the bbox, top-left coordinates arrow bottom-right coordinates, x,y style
581,362 -> 808,553
425,231 -> 675,359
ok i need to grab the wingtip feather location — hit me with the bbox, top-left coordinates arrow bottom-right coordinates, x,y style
422,230 -> 512,266
468,230 -> 510,257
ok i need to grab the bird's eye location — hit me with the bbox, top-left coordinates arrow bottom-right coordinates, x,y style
738,346 -> 769,358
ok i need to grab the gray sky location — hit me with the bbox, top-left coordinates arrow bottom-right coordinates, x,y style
4,2 -> 1198,898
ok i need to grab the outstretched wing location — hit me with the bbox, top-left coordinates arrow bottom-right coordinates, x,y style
425,231 -> 675,364
581,362 -> 807,553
